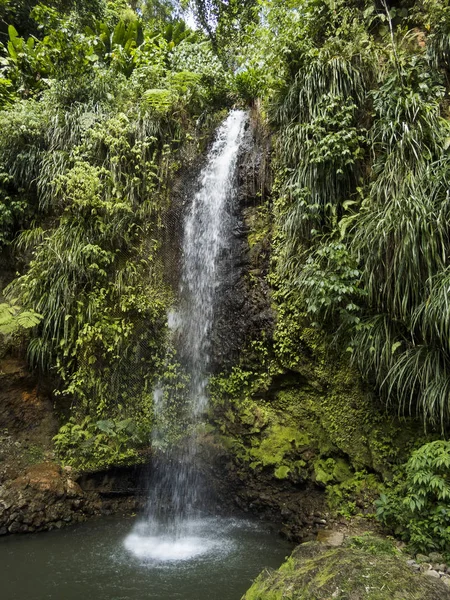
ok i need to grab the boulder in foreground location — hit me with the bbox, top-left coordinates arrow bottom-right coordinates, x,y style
242,535 -> 450,600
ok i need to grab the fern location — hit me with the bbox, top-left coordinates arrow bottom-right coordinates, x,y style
0,302 -> 42,335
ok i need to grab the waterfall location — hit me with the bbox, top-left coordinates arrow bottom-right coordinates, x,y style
180,109 -> 249,416
125,110 -> 249,562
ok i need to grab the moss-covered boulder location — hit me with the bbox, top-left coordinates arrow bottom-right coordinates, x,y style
242,536 -> 450,600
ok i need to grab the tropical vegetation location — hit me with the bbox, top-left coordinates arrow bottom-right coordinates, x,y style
2,0 -> 450,553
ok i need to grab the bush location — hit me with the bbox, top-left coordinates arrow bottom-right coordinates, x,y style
53,416 -> 150,471
376,441 -> 450,555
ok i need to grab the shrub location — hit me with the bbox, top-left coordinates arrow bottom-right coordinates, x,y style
376,441 -> 450,555
53,416 -> 149,471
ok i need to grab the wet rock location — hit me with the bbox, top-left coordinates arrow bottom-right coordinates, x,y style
65,479 -> 83,498
9,511 -> 21,523
407,559 -> 421,572
0,460 -> 146,536
22,514 -> 35,525
1,499 -> 13,511
8,521 -> 22,534
17,499 -> 28,509
425,569 -> 441,579
429,552 -> 444,563
417,554 -> 431,563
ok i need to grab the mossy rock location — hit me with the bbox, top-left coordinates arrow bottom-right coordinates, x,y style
242,536 -> 450,600
249,424 -> 311,467
215,351 -> 429,491
313,457 -> 353,486
212,247 -> 434,512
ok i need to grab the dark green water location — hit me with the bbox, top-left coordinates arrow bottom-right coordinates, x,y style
0,516 -> 293,600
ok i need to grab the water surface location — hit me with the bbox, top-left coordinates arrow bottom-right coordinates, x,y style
0,515 -> 293,600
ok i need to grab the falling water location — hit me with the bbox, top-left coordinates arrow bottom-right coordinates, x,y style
180,109 -> 249,417
125,110 -> 249,562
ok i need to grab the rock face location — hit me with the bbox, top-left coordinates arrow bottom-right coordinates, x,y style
242,536 -> 450,600
0,461 -> 146,535
211,450 -> 327,542
209,109 -> 273,373
206,106 -> 437,543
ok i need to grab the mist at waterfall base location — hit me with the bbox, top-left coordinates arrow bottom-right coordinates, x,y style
124,110 -> 252,566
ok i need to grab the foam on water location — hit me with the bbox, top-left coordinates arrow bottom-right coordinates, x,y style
123,517 -> 236,563
124,533 -> 214,561
124,533 -> 217,562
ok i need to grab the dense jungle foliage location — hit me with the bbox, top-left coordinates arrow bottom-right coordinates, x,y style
3,0 -> 450,554
0,0 -> 233,468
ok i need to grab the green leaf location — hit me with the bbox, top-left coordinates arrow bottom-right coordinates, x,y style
391,341 -> 402,355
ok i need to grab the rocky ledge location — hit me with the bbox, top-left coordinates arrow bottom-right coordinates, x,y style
0,461 -> 145,535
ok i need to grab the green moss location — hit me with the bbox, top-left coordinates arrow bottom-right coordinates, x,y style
314,457 -> 353,486
346,533 -> 399,556
326,472 -> 382,518
242,538 -> 450,600
249,425 -> 311,467
247,205 -> 271,251
212,345 -> 432,518
278,555 -> 296,573
25,444 -> 45,465
274,465 -> 290,479
240,400 -> 271,432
